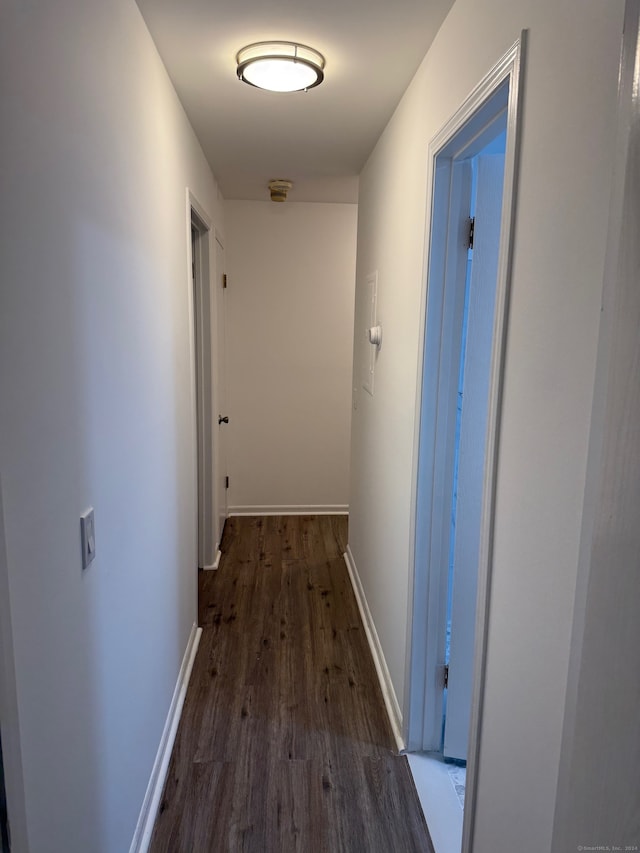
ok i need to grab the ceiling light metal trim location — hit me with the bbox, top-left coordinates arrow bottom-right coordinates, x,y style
236,41 -> 325,92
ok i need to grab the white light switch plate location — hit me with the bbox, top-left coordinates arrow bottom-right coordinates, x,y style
363,271 -> 378,396
80,507 -> 96,570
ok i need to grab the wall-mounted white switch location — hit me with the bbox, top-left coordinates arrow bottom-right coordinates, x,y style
80,508 -> 96,570
368,324 -> 383,348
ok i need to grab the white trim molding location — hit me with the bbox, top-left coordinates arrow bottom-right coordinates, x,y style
129,622 -> 202,853
343,546 -> 405,752
203,549 -> 222,571
229,505 -> 348,516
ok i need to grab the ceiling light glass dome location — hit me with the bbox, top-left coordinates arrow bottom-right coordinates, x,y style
236,42 -> 325,93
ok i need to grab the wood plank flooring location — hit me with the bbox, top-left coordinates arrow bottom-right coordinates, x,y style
150,515 -> 434,853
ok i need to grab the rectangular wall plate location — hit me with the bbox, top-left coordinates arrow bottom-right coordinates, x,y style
80,507 -> 96,570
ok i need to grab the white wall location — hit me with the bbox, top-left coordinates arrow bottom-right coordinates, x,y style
348,2 -> 624,852
552,6 -> 640,846
225,201 -> 357,513
0,0 -> 223,850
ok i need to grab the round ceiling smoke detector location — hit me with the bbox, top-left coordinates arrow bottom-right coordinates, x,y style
268,180 -> 293,202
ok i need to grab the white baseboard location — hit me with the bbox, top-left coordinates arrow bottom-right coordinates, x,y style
203,549 -> 221,571
129,622 -> 202,853
343,546 -> 405,752
228,504 -> 348,516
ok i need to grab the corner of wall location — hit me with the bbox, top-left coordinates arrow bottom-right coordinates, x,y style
0,477 -> 29,852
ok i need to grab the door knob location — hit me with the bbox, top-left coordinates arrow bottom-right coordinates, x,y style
218,415 -> 229,425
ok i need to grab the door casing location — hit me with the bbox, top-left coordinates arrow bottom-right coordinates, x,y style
404,35 -> 525,852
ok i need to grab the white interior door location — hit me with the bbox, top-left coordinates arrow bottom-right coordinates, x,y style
416,157 -> 473,752
214,236 -> 228,546
192,220 -> 215,570
444,153 -> 505,760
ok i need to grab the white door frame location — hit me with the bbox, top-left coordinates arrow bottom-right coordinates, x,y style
404,35 -> 525,851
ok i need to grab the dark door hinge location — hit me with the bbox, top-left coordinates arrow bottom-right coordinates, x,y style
443,664 -> 449,690
222,273 -> 227,289
225,475 -> 229,489
467,217 -> 475,250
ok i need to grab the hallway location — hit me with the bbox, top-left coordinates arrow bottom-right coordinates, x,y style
149,516 -> 433,852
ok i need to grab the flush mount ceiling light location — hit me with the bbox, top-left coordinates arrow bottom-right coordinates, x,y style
236,41 -> 325,93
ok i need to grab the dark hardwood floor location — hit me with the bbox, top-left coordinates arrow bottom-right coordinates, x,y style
150,515 -> 434,852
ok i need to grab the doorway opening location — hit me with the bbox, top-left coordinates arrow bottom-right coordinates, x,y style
405,38 -> 524,853
442,124 -> 506,764
189,196 -> 227,571
213,234 -> 228,546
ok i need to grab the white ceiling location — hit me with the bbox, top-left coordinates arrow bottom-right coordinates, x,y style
135,0 -> 454,203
